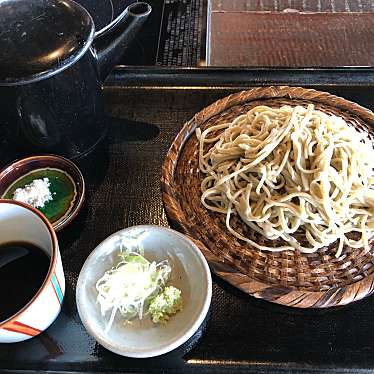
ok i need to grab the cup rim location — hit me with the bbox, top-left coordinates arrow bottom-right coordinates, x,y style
0,199 -> 59,327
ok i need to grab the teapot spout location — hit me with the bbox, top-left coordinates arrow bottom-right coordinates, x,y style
94,2 -> 151,81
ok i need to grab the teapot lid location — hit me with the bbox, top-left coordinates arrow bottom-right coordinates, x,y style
0,0 -> 95,86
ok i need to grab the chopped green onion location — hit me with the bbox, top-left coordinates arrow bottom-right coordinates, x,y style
95,231 -> 182,333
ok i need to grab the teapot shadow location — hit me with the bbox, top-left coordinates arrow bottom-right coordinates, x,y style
107,117 -> 160,143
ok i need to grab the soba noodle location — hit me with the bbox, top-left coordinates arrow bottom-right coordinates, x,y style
196,104 -> 374,257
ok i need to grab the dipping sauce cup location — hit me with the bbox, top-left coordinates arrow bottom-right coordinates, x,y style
0,200 -> 65,343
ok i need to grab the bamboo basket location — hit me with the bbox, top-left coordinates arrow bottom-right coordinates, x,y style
161,86 -> 374,308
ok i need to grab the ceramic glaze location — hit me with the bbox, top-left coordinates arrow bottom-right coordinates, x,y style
3,168 -> 77,225
0,200 -> 65,343
0,154 -> 85,231
0,0 -> 151,159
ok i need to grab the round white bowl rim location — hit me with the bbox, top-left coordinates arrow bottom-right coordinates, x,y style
76,224 -> 212,358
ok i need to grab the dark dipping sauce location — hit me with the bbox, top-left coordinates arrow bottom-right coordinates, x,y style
0,242 -> 50,322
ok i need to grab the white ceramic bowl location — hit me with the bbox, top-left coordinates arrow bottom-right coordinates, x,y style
76,225 -> 212,358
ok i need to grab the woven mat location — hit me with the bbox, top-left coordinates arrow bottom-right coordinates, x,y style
162,86 -> 374,308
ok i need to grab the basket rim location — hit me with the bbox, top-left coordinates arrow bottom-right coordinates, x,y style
161,85 -> 374,308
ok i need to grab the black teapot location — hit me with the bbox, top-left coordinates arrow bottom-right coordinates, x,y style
0,0 -> 151,159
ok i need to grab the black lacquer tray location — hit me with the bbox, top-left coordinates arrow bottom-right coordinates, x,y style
2,0 -> 374,371
0,83 -> 374,373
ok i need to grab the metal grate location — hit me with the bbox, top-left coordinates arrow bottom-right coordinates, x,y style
208,12 -> 374,67
155,0 -> 374,67
210,0 -> 374,12
156,0 -> 207,67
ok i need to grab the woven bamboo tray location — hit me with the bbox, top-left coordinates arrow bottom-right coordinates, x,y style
161,86 -> 374,308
